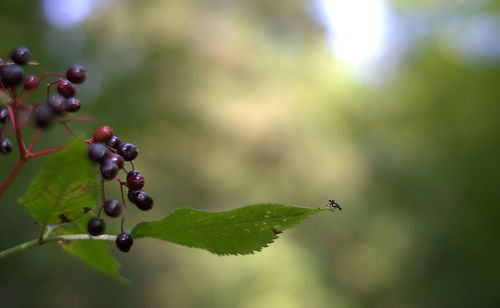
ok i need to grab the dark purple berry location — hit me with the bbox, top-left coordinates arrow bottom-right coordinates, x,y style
134,190 -> 153,211
23,75 -> 40,90
93,126 -> 113,143
11,47 -> 31,65
47,94 -> 69,114
118,143 -> 138,161
106,136 -> 121,150
126,170 -> 140,181
0,138 -> 12,155
87,217 -> 105,236
67,97 -> 81,112
100,159 -> 118,180
127,189 -> 138,203
88,143 -> 109,162
127,174 -> 144,191
0,108 -> 9,123
116,232 -> 133,252
0,64 -> 24,88
66,65 -> 86,84
103,199 -> 121,218
57,79 -> 76,98
35,104 -> 55,129
109,154 -> 124,169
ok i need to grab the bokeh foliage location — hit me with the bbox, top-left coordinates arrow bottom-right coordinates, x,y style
1,0 -> 500,307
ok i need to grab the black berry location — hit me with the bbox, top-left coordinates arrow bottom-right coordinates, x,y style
88,143 -> 109,162
127,174 -> 144,191
128,189 -> 139,204
106,136 -> 121,150
109,154 -> 124,169
67,97 -> 81,112
57,79 -> 76,98
66,65 -> 86,84
23,75 -> 40,90
11,46 -> 31,65
87,217 -> 105,236
100,159 -> 119,180
35,104 -> 55,129
0,64 -> 24,88
0,108 -> 9,123
103,199 -> 121,218
116,232 -> 133,252
0,138 -> 12,155
118,143 -> 138,161
93,126 -> 113,143
47,94 -> 69,114
134,190 -> 153,211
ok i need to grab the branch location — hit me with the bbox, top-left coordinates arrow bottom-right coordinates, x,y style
0,234 -> 117,259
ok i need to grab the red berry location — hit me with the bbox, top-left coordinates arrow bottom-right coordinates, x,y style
93,126 -> 114,143
57,79 -> 76,98
23,75 -> 40,90
127,174 -> 144,191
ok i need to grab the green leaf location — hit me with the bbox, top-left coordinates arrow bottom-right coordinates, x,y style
19,138 -> 99,226
52,213 -> 124,280
132,203 -> 329,255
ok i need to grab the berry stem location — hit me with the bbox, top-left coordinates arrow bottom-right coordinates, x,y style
0,159 -> 25,198
119,183 -> 127,233
7,103 -> 27,157
45,80 -> 58,102
27,128 -> 42,152
0,234 -> 117,259
0,81 -> 9,95
28,145 -> 66,159
97,179 -> 105,217
57,121 -> 77,137
37,224 -> 46,245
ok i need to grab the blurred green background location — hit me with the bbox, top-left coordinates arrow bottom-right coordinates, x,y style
1,0 -> 500,307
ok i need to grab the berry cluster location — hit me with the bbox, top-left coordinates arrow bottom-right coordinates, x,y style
86,126 -> 153,252
0,46 -> 87,158
0,47 -> 152,254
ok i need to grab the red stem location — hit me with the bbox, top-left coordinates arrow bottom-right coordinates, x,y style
97,179 -> 105,217
45,80 -> 59,102
0,159 -> 25,198
0,72 -> 78,200
27,128 -> 42,152
7,103 -> 27,158
28,145 -> 66,159
119,183 -> 127,233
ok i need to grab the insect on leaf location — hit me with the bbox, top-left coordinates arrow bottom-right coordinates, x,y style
132,203 -> 331,255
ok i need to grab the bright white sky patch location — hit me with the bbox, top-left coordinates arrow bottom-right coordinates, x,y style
315,0 -> 390,66
42,0 -> 95,28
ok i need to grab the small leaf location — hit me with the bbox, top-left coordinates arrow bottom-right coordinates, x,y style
53,213 -> 124,280
19,138 -> 98,226
132,203 -> 329,255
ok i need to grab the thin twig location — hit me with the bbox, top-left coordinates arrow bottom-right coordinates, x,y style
0,234 -> 117,259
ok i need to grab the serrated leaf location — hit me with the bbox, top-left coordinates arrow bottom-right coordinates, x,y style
132,203 -> 328,255
52,213 -> 124,280
19,138 -> 99,226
